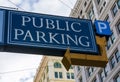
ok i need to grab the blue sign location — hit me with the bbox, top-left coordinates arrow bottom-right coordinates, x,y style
94,20 -> 112,36
0,10 -> 5,45
7,11 -> 98,54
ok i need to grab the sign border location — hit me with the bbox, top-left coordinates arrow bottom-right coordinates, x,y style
0,9 -> 5,45
7,10 -> 98,54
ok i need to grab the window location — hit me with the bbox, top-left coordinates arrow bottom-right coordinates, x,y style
105,15 -> 110,24
117,0 -> 120,9
55,72 -> 58,78
111,4 -> 118,16
88,67 -> 94,77
116,22 -> 120,34
97,0 -> 100,4
59,72 -> 63,78
103,1 -> 106,6
115,50 -> 120,62
70,66 -> 73,69
110,56 -> 116,68
80,10 -> 82,15
54,62 -> 61,68
100,7 -> 103,13
111,32 -> 115,43
106,31 -> 116,50
100,71 -> 105,82
107,38 -> 112,50
67,73 -> 70,79
84,1 -> 87,7
88,7 -> 94,19
77,66 -> 81,71
104,64 -> 109,77
79,77 -> 82,82
66,72 -> 74,79
54,72 -> 63,79
92,78 -> 97,82
71,73 -> 74,79
114,74 -> 120,82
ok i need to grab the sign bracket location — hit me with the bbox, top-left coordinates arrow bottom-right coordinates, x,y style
62,35 -> 108,71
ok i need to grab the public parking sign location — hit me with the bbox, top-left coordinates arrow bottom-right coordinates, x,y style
6,10 -> 98,55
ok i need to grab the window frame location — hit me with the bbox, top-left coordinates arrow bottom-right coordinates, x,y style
79,77 -> 82,82
97,0 -> 100,4
88,7 -> 94,19
115,50 -> 120,62
111,32 -> 116,44
59,72 -> 63,78
111,4 -> 118,16
54,62 -> 62,68
67,72 -> 70,79
116,21 -> 120,34
113,73 -> 120,82
87,67 -> 94,77
110,56 -> 116,69
54,72 -> 58,78
71,73 -> 74,79
99,70 -> 105,82
117,0 -> 120,9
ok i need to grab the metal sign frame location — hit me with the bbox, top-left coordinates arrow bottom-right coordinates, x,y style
62,35 -> 108,71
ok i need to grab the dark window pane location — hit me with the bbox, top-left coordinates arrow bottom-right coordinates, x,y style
71,73 -> 74,79
59,72 -> 63,78
110,56 -> 116,68
117,22 -> 120,34
97,0 -> 100,4
67,73 -> 70,79
55,72 -> 58,78
115,50 -> 120,62
117,0 -> 120,9
112,4 -> 118,16
114,75 -> 120,82
54,62 -> 62,68
100,71 -> 105,82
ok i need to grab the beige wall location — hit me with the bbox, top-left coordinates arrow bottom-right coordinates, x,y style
34,56 -> 75,82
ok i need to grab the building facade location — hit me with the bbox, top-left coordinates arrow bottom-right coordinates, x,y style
34,56 -> 75,82
70,0 -> 120,82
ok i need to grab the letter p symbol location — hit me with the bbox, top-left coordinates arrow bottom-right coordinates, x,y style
94,20 -> 111,36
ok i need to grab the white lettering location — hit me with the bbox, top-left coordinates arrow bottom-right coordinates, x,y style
46,19 -> 55,29
23,30 -> 34,41
56,20 -> 65,31
71,22 -> 81,32
22,16 -> 31,26
36,31 -> 47,42
14,29 -> 24,40
79,36 -> 90,47
66,34 -> 78,45
98,22 -> 107,33
33,17 -> 43,28
49,33 -> 60,44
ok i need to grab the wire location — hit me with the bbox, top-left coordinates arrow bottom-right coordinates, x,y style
7,0 -> 25,10
0,68 -> 36,74
0,65 -> 53,74
58,0 -> 72,9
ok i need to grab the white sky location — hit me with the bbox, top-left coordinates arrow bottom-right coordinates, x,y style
0,0 -> 77,82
